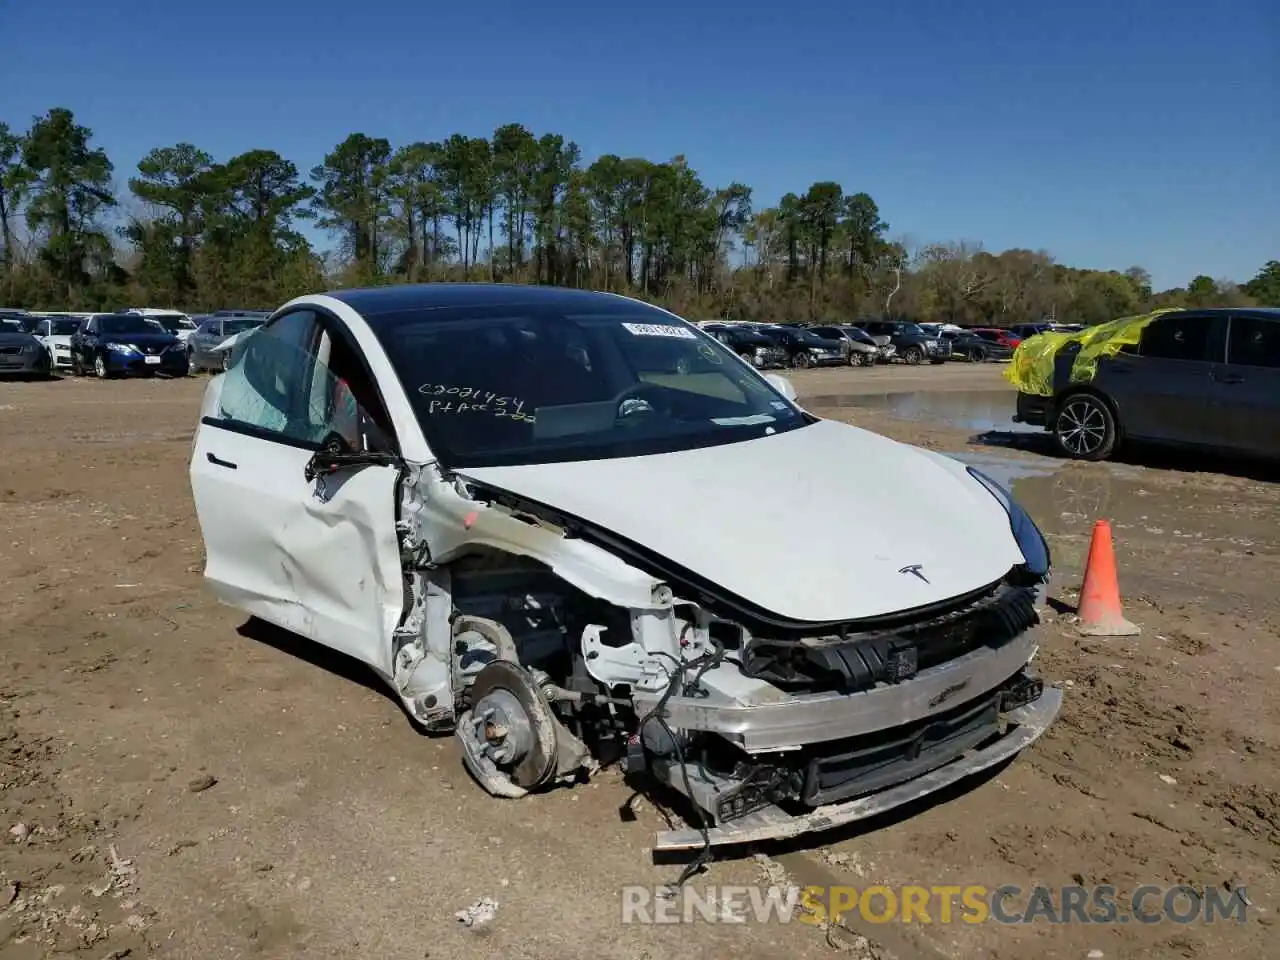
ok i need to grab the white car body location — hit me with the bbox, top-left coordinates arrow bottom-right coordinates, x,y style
187,285 -> 1060,850
127,307 -> 197,342
31,315 -> 94,370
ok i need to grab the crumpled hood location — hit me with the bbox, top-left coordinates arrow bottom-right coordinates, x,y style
459,419 -> 1027,624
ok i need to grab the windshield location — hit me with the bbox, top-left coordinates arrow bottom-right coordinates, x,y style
899,323 -> 925,336
372,306 -> 810,468
147,314 -> 193,331
224,318 -> 265,335
797,329 -> 834,346
101,315 -> 167,334
48,319 -> 81,335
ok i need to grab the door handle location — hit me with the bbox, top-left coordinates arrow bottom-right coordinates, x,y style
206,452 -> 238,469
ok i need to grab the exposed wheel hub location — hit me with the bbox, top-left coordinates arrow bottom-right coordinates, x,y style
462,660 -> 560,791
472,688 -> 533,766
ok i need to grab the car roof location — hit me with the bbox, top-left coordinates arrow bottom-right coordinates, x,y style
1174,307 -> 1280,317
327,283 -> 660,320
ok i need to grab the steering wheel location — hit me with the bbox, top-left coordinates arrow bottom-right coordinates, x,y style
609,382 -> 664,420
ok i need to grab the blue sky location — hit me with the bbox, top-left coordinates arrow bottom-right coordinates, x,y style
2,0 -> 1276,290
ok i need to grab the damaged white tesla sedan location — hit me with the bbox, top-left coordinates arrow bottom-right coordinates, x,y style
189,284 -> 1062,851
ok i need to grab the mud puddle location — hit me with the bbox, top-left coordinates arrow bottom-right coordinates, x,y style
807,389 -> 1038,434
947,450 -> 1280,559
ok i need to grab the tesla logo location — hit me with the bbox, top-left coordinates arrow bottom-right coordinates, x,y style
898,563 -> 930,584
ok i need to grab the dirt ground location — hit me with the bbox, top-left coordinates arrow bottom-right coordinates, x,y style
1,361 -> 1276,959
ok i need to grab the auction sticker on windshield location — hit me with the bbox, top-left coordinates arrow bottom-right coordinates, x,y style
621,322 -> 698,339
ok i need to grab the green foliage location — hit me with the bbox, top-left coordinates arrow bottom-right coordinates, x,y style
20,108 -> 117,303
0,107 -> 1271,322
1243,261 -> 1280,306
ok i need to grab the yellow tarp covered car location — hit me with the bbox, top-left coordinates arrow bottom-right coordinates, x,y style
1003,307 -> 1184,397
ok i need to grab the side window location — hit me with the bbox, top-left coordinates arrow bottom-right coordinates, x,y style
311,327 -> 397,454
217,310 -> 321,442
1138,314 -> 1213,362
1227,317 -> 1280,369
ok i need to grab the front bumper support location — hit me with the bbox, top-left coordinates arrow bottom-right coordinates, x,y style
652,685 -> 1063,851
632,633 -> 1039,753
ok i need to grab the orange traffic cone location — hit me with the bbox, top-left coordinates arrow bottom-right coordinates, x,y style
1076,519 -> 1140,637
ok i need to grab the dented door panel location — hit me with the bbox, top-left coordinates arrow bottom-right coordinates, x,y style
191,420 -> 404,674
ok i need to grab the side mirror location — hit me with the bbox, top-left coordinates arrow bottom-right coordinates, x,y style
304,431 -> 399,483
764,373 -> 797,401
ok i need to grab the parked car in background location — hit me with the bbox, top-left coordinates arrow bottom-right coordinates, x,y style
758,325 -> 848,368
809,325 -> 881,366
971,328 -> 1023,355
941,328 -> 1009,362
853,320 -> 948,365
1014,308 -> 1280,462
700,322 -> 788,368
213,309 -> 272,319
188,315 -> 269,372
835,324 -> 897,364
33,315 -> 87,372
1009,323 -> 1053,340
70,312 -> 189,378
0,321 -> 52,378
125,308 -> 198,344
918,322 -> 965,340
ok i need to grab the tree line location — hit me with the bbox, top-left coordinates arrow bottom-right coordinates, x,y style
1,107 -> 1277,325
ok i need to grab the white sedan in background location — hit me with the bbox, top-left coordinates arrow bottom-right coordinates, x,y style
32,315 -> 87,371
188,284 -> 1059,852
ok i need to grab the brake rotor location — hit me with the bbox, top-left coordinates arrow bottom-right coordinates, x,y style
469,660 -> 559,790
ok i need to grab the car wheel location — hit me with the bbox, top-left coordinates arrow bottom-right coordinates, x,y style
902,346 -> 923,365
859,352 -> 876,366
220,352 -> 234,373
93,353 -> 110,379
70,354 -> 83,376
792,352 -> 812,370
1053,392 -> 1117,461
969,347 -> 987,362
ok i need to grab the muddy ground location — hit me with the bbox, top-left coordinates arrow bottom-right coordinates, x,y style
1,362 -> 1275,959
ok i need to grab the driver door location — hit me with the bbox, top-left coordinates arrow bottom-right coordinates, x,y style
189,308 -> 405,676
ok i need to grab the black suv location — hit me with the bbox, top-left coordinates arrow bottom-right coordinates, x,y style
1014,308 -> 1280,463
854,320 -> 948,364
700,323 -> 788,367
757,325 -> 848,368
